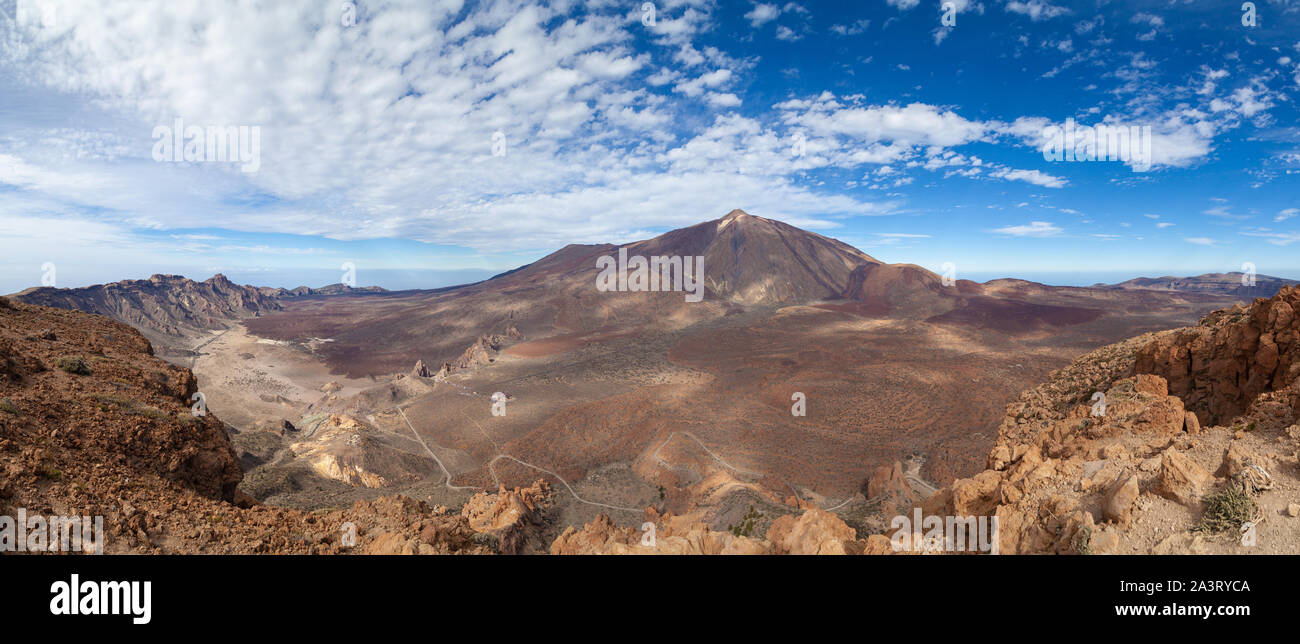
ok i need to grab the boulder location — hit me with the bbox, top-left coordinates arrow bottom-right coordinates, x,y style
1105,474 -> 1140,523
766,508 -> 856,555
1155,451 -> 1212,506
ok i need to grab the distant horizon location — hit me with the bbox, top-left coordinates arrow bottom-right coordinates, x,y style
7,264 -> 1299,296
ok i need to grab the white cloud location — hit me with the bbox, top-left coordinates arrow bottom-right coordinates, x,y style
1004,1 -> 1070,21
989,168 -> 1066,188
673,68 -> 734,97
886,0 -> 921,10
1242,231 -> 1300,245
1131,13 -> 1163,28
781,99 -> 989,148
705,92 -> 742,108
744,3 -> 781,27
1276,208 -> 1299,222
991,221 -> 1062,237
830,19 -> 870,36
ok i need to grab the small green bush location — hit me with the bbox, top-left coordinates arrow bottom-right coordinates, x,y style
1195,487 -> 1258,534
728,505 -> 763,538
56,356 -> 90,375
0,399 -> 18,415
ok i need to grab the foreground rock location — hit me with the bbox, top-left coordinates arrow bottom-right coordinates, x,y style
915,286 -> 1300,554
549,505 -> 874,555
460,481 -> 553,554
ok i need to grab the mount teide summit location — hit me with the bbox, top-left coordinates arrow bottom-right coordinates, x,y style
626,209 -> 882,305
483,208 -> 898,306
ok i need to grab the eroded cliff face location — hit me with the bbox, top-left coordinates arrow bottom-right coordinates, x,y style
918,287 -> 1300,554
12,274 -> 283,339
1136,288 -> 1300,426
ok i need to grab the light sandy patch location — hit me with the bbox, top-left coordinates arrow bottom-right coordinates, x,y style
191,324 -> 376,428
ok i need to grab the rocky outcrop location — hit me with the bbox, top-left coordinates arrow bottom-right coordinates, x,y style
432,328 -> 523,379
9,275 -> 388,361
912,287 -> 1300,554
11,274 -> 283,340
864,460 -> 924,520
1155,451 -> 1212,505
766,508 -> 857,554
460,481 -> 552,554
1136,286 -> 1300,426
549,506 -> 862,555
288,414 -> 434,488
257,283 -> 387,298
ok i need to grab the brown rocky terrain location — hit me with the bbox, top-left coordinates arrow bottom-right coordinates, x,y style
0,295 -> 530,554
5,278 -> 1297,555
0,294 -> 897,556
916,286 -> 1300,554
78,210 -> 1232,543
7,210 -> 1269,555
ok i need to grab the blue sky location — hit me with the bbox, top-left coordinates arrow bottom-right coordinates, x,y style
1,0 -> 1298,293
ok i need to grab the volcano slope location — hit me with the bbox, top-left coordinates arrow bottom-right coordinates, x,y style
222,210 -> 1243,536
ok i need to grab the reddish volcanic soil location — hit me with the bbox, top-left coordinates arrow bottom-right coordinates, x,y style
72,210 -> 1251,522
502,328 -> 640,358
256,290 -> 1239,514
229,211 -> 1248,519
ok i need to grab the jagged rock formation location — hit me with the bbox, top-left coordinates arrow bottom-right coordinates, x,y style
1136,289 -> 1300,427
866,461 -> 921,517
460,481 -> 552,554
9,275 -> 387,362
11,274 -> 282,339
257,283 -> 388,297
549,506 -> 891,555
914,286 -> 1300,554
430,327 -> 522,379
288,414 -> 436,488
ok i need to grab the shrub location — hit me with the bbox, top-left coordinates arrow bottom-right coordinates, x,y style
728,505 -> 763,538
1195,487 -> 1258,534
56,356 -> 90,375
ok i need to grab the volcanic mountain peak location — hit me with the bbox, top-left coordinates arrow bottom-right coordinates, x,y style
716,208 -> 758,229
610,208 -> 882,305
